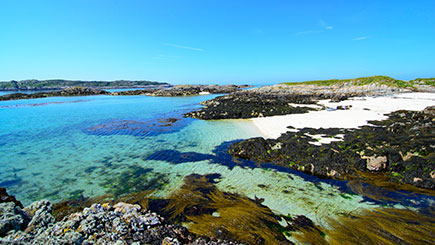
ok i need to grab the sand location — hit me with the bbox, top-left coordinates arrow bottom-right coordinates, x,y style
251,92 -> 435,139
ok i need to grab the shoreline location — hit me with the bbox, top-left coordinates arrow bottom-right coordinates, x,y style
251,92 -> 435,139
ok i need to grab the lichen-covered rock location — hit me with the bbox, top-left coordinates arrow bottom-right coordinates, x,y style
1,198 -> 229,244
0,202 -> 29,236
24,200 -> 55,233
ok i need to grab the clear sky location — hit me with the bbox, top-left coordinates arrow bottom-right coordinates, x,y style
0,0 -> 434,84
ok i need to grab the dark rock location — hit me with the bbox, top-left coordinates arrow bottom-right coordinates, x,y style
0,87 -> 110,101
185,92 -> 318,119
112,84 -> 251,97
0,188 -> 23,208
228,109 -> 435,189
185,82 -> 411,120
423,105 -> 435,116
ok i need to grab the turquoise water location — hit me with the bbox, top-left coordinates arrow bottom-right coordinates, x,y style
0,94 -> 260,203
0,94 -> 433,227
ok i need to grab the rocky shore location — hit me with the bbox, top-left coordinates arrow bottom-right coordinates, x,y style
111,85 -> 251,96
228,106 -> 435,190
184,77 -> 435,190
0,188 -> 240,244
185,82 -> 411,120
0,79 -> 167,91
0,85 -> 251,101
0,87 -> 111,101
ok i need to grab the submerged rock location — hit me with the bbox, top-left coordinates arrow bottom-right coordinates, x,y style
84,116 -> 192,137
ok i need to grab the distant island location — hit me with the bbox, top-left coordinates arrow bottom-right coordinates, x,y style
0,79 -> 169,91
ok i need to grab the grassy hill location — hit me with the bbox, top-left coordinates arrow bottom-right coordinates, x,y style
281,76 -> 416,89
410,78 -> 435,86
0,79 -> 169,91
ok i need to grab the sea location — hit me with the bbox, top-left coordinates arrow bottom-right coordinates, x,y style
0,90 -> 433,226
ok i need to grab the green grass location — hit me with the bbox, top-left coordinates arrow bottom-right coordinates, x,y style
281,75 -> 416,89
410,78 -> 435,86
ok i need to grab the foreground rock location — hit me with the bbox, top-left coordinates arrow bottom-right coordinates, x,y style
0,196 -> 240,244
112,84 -> 251,96
0,87 -> 111,101
228,107 -> 435,190
185,82 -> 410,120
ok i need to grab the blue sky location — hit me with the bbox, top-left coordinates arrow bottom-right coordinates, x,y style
0,0 -> 434,84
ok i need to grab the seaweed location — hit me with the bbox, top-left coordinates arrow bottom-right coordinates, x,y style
164,174 -> 287,244
293,208 -> 435,244
187,191 -> 281,244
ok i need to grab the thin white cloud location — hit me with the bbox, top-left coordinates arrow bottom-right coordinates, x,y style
163,43 -> 204,52
319,19 -> 333,30
353,36 -> 368,41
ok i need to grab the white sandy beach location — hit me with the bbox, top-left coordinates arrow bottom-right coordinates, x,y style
251,92 -> 435,140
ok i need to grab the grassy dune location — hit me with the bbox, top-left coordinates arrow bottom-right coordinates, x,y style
282,75 -> 435,89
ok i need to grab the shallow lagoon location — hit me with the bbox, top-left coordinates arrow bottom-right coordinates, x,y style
0,94 -> 433,228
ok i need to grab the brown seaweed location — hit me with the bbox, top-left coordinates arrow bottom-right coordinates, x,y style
294,208 -> 435,244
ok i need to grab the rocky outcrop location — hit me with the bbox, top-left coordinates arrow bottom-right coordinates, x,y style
0,87 -> 111,101
228,108 -> 435,189
410,78 -> 435,92
0,198 -> 239,244
185,92 -> 319,119
0,84 -> 251,101
0,79 -> 168,91
112,84 -> 251,97
0,202 -> 30,237
185,83 -> 411,120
